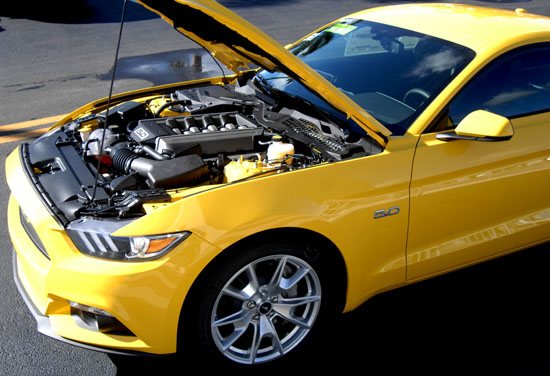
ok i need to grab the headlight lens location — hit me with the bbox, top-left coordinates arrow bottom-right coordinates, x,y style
126,233 -> 189,259
67,218 -> 190,261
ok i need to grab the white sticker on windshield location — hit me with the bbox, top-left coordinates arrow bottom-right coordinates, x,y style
345,29 -> 382,56
326,23 -> 357,36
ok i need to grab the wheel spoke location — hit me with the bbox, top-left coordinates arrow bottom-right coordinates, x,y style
222,285 -> 252,301
212,308 -> 250,327
269,256 -> 287,287
220,325 -> 248,351
249,315 -> 283,363
280,265 -> 309,290
277,294 -> 321,308
249,319 -> 262,363
268,316 -> 284,355
245,264 -> 260,290
273,308 -> 311,329
271,294 -> 320,328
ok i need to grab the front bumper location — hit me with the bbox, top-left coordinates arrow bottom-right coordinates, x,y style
11,250 -> 145,356
6,146 -> 220,355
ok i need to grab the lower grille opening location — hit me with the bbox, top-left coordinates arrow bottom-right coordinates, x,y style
70,302 -> 134,337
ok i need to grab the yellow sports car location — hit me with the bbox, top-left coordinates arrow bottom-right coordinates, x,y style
5,0 -> 550,367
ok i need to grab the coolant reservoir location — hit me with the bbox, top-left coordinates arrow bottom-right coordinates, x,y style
267,136 -> 294,165
224,155 -> 277,183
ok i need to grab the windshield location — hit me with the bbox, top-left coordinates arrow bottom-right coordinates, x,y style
257,19 -> 475,135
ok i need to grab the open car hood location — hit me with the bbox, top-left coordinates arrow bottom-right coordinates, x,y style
137,0 -> 391,145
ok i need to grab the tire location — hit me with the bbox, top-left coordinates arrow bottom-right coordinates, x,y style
181,241 -> 333,368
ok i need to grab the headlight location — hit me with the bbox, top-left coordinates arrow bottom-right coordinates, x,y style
125,233 -> 190,259
67,218 -> 190,261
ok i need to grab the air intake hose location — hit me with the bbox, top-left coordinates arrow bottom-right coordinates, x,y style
112,147 -> 139,173
111,145 -> 208,188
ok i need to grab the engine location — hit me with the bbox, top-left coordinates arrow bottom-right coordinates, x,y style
47,84 -> 380,219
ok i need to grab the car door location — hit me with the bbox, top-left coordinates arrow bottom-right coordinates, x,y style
407,43 -> 550,280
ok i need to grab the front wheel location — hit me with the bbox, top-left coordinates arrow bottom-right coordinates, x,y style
185,243 -> 331,367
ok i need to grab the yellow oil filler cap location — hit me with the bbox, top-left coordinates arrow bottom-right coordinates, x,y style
78,124 -> 93,141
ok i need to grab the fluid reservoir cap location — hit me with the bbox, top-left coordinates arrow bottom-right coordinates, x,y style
79,124 -> 93,141
271,135 -> 283,143
515,8 -> 527,14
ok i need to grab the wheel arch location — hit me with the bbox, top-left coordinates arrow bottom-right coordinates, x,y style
177,227 -> 348,350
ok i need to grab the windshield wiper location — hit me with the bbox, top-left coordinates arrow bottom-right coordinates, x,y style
253,74 -> 277,98
281,91 -> 341,127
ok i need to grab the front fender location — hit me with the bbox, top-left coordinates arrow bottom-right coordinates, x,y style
115,145 -> 412,311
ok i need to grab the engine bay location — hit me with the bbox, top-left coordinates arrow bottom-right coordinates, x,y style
27,83 -> 382,221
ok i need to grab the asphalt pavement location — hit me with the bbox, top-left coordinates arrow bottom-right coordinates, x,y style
1,0 -> 549,374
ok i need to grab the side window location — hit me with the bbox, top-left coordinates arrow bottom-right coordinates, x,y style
432,44 -> 550,132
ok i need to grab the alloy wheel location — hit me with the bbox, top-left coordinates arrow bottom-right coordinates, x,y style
210,254 -> 322,364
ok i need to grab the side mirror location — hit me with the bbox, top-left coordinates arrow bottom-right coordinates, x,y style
436,110 -> 514,142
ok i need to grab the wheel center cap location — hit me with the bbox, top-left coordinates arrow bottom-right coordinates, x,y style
259,302 -> 272,315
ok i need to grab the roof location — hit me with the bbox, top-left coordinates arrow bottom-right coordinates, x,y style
352,3 -> 550,52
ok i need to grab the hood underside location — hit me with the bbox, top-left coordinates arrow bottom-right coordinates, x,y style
137,0 -> 391,145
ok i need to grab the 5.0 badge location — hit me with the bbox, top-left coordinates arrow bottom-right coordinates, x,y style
373,206 -> 400,219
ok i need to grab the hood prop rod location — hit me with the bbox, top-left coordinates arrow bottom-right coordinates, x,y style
88,0 -> 128,205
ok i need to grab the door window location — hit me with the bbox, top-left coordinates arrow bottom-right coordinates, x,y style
429,44 -> 550,132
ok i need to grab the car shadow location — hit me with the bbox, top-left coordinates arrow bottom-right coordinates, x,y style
110,242 -> 550,374
97,49 -> 207,87
96,49 -> 233,87
367,0 -> 532,3
473,0 -> 532,3
1,0 -> 299,23
0,0 -> 156,24
218,0 -> 296,7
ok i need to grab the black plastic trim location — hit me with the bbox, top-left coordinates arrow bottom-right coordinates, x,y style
20,143 -> 68,227
435,131 -> 512,142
